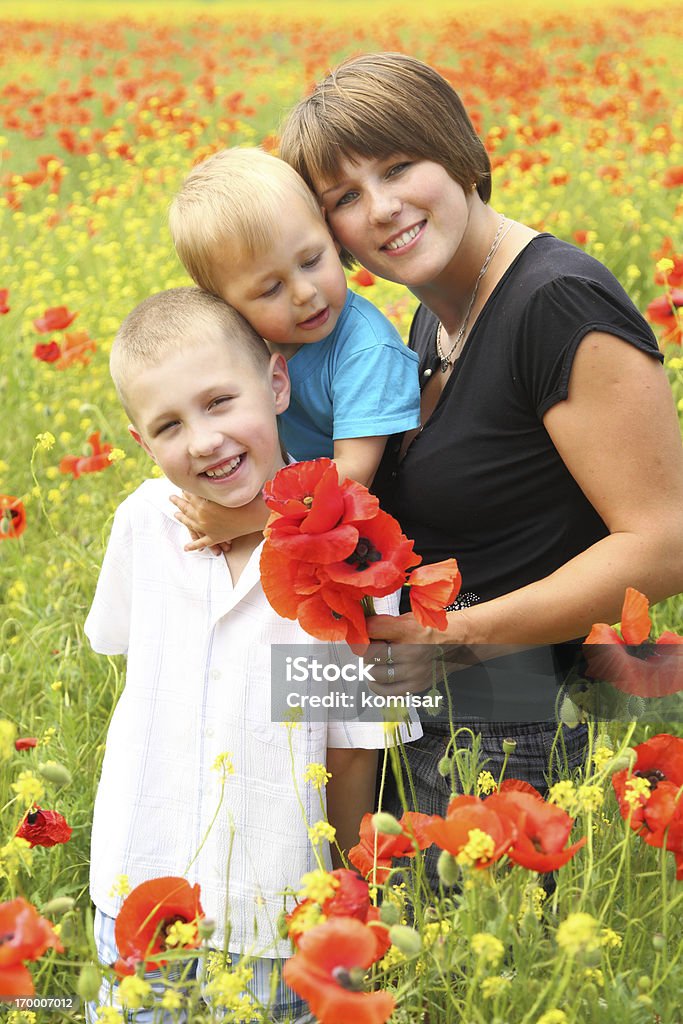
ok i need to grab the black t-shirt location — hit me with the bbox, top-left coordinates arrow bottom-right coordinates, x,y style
375,234 -> 662,606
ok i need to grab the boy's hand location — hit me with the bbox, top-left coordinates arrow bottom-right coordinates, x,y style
170,491 -> 232,553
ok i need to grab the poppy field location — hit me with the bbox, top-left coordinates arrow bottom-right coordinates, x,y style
1,0 -> 683,1021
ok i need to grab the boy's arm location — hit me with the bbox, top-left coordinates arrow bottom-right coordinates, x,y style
333,435 -> 388,487
326,746 -> 378,868
169,491 -> 269,551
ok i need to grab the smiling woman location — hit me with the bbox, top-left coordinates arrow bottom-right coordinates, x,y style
280,51 -> 683,889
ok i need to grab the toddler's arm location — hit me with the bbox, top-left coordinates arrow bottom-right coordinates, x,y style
333,435 -> 388,487
170,491 -> 269,551
325,746 -> 378,868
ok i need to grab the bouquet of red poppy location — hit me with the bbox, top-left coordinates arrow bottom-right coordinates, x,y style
260,459 -> 461,645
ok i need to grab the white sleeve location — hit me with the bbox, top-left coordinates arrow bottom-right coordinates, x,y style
84,504 -> 133,655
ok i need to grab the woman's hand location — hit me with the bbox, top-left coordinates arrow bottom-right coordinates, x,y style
364,612 -> 442,695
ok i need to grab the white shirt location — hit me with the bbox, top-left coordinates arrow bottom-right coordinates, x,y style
85,478 -> 419,956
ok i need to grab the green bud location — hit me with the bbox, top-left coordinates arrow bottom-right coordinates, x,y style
77,964 -> 102,1002
637,975 -> 650,993
652,932 -> 666,952
38,760 -> 72,787
636,994 -> 653,1009
197,917 -> 216,940
379,902 -> 401,926
582,946 -> 602,967
559,696 -> 581,729
371,812 -> 403,836
0,653 -> 11,674
276,911 -> 289,940
437,756 -> 452,777
437,849 -> 460,887
59,916 -> 77,946
388,925 -> 422,956
604,749 -> 637,774
502,738 -> 517,754
42,896 -> 76,916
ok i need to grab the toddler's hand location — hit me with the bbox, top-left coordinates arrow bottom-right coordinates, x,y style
170,492 -> 232,555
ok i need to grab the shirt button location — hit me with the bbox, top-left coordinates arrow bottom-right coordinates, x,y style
205,727 -> 215,738
391,471 -> 397,479
210,669 -> 221,680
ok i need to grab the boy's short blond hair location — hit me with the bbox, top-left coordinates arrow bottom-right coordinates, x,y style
279,52 -> 492,266
111,286 -> 270,421
169,147 -> 322,295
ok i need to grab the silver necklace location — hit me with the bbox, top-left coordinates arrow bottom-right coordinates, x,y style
436,214 -> 512,373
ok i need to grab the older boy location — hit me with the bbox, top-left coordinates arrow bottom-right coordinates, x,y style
85,287 -> 414,1020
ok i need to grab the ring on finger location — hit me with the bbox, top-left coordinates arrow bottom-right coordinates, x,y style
387,666 -> 395,681
386,644 -> 394,666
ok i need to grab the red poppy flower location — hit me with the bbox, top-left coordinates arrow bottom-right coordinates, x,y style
584,588 -> 683,697
264,459 -> 378,563
351,268 -> 376,287
33,306 -> 78,333
297,584 -> 371,645
486,791 -> 586,871
612,734 -> 683,833
288,869 -> 370,942
349,811 -> 436,882
114,876 -> 204,976
283,918 -> 395,1024
16,807 -> 72,848
662,166 -> 683,188
322,509 -> 418,597
59,432 -> 113,478
645,290 -> 683,345
33,341 -> 62,363
55,329 -> 96,369
0,897 -> 63,996
424,795 -> 517,868
0,495 -> 27,540
406,559 -> 462,630
0,288 -> 9,314
499,778 -> 544,799
14,737 -> 39,750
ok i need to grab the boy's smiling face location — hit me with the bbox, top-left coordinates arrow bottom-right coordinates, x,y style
212,194 -> 348,352
126,323 -> 290,507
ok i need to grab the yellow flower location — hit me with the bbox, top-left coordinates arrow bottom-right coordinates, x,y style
518,884 -> 547,924
118,975 -> 152,1009
0,838 -> 33,881
160,990 -> 183,1011
577,783 -> 604,813
591,745 -> 614,772
471,932 -> 505,966
7,1011 -> 38,1024
656,257 -> 674,274
165,919 -> 198,948
211,752 -> 235,776
537,1012 -> 568,1024
557,912 -> 601,957
600,927 -> 622,949
7,580 -> 27,602
583,967 -> 604,986
548,780 -> 578,815
308,821 -> 336,845
298,869 -> 339,904
303,762 -> 332,790
481,976 -> 511,999
477,770 -> 497,795
34,432 -> 56,451
624,776 -> 651,810
11,770 -> 45,807
455,828 -> 495,866
108,447 -> 126,463
0,719 -> 17,760
204,963 -> 255,1014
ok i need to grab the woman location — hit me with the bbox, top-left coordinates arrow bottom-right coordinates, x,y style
279,53 -> 683,880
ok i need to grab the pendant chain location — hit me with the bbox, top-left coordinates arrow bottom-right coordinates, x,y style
436,214 -> 513,373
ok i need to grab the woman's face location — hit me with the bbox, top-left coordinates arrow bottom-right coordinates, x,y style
317,155 -> 473,289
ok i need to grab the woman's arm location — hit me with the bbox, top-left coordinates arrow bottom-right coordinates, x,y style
326,747 -> 378,868
368,332 -> 683,649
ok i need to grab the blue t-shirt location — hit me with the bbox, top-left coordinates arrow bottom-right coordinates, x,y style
279,289 -> 420,460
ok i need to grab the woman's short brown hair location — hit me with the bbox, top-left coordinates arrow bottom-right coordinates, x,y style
280,52 -> 491,263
